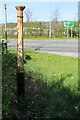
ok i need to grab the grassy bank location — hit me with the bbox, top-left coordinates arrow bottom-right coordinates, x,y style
24,37 -> 78,40
24,49 -> 78,90
2,49 -> 80,119
2,37 -> 78,40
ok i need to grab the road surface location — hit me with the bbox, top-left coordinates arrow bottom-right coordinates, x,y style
7,39 -> 79,58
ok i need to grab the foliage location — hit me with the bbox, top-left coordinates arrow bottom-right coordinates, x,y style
6,21 -> 78,39
2,49 -> 80,119
2,49 -> 17,119
34,47 -> 40,51
17,70 -> 80,118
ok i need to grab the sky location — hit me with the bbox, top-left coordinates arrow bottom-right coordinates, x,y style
0,2 -> 78,23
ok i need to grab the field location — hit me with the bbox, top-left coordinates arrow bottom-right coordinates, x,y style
2,49 -> 80,119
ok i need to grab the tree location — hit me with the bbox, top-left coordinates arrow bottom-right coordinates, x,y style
51,8 -> 62,38
25,8 -> 32,22
24,8 -> 33,37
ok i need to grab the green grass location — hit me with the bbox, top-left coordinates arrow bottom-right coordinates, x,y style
24,36 -> 75,40
4,36 -> 78,40
24,37 -> 78,40
2,49 -> 80,119
24,49 -> 78,90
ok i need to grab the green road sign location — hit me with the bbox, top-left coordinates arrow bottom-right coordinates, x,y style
64,22 -> 74,27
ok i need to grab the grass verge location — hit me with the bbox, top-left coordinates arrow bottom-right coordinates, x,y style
2,49 -> 80,119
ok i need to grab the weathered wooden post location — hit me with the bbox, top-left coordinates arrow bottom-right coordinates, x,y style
15,6 -> 25,97
4,4 -> 7,51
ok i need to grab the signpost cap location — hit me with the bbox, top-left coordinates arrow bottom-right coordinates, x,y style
15,6 -> 25,11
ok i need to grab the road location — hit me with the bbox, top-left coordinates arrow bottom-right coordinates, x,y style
7,39 -> 79,58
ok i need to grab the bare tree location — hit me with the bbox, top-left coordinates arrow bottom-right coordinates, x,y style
52,8 -> 60,21
49,8 -> 60,38
25,8 -> 32,22
51,8 -> 61,38
24,8 -> 33,37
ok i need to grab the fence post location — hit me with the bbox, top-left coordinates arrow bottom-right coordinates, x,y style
15,6 -> 25,98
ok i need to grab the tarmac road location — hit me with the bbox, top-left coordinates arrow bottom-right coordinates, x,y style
7,39 -> 79,58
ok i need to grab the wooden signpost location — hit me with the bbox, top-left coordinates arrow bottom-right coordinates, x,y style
15,6 -> 25,97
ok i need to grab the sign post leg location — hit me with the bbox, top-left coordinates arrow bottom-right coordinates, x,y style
71,27 -> 72,38
67,27 -> 68,38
